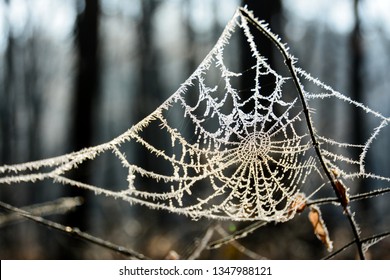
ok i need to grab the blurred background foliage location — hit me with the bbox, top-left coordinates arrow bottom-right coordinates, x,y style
0,0 -> 389,259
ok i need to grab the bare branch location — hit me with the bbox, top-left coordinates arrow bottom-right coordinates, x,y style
0,200 -> 149,260
0,197 -> 83,227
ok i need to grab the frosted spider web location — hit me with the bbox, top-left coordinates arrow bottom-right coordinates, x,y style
0,7 -> 389,227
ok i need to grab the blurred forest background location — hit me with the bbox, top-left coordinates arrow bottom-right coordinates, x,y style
0,0 -> 389,259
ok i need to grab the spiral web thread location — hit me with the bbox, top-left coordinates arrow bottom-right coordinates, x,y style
0,7 -> 389,228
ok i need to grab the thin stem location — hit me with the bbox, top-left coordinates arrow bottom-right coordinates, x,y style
0,200 -> 149,260
239,7 -> 365,259
207,221 -> 267,249
0,197 -> 83,227
187,224 -> 216,260
307,187 -> 390,206
214,224 -> 267,259
323,231 -> 390,260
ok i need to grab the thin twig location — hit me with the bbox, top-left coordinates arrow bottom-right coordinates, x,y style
323,231 -> 390,260
307,187 -> 390,206
207,221 -> 267,249
187,225 -> 216,260
0,200 -> 149,260
0,197 -> 83,227
239,7 -> 365,259
214,224 -> 267,260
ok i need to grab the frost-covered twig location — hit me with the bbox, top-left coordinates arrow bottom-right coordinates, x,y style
238,7 -> 365,259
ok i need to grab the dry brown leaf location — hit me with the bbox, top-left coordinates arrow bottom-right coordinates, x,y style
308,206 -> 333,252
330,168 -> 340,178
330,168 -> 350,207
334,179 -> 350,207
293,193 -> 307,213
286,192 -> 307,219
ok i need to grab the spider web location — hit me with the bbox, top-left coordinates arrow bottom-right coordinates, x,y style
0,7 -> 389,230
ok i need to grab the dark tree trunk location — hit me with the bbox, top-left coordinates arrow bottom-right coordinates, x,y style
73,0 -> 99,152
63,0 -> 100,258
350,0 -> 367,212
1,29 -> 14,165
